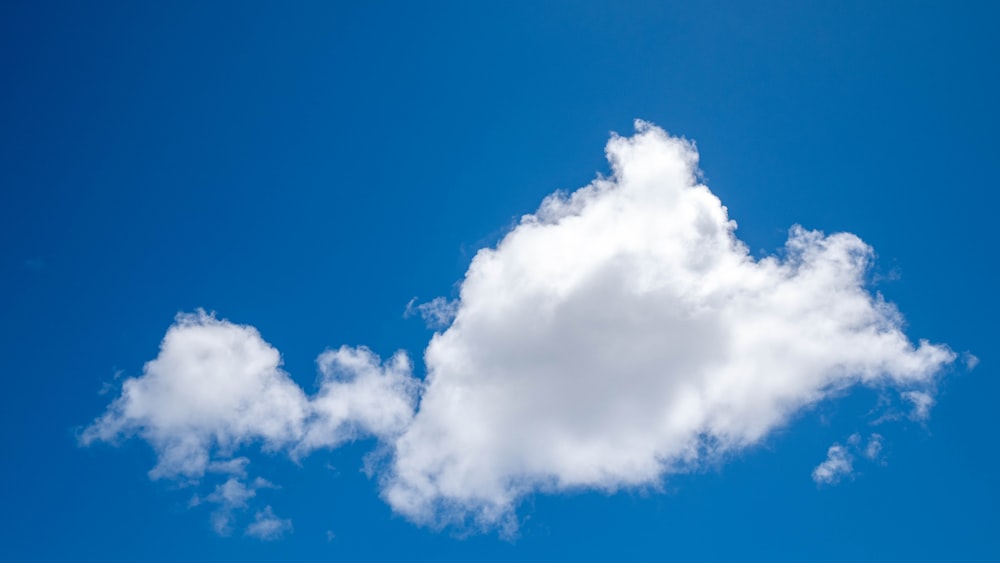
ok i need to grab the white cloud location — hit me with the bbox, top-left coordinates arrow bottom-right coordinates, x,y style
964,353 -> 980,370
295,346 -> 419,455
382,121 -> 954,529
84,121 -> 957,536
80,311 -> 310,479
903,390 -> 935,421
245,506 -> 293,540
82,311 -> 418,479
207,457 -> 251,478
864,434 -> 884,461
206,477 -> 259,509
405,297 -> 459,329
191,476 -> 276,536
81,311 -> 418,534
812,444 -> 854,485
812,432 -> 885,485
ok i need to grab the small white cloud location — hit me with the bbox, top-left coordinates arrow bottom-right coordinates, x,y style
964,353 -> 979,370
294,346 -> 419,456
812,444 -> 854,485
80,310 -> 310,480
202,477 -> 266,535
207,457 -> 250,478
863,434 -> 884,461
903,390 -> 935,421
405,297 -> 459,329
812,432 -> 886,486
207,478 -> 257,508
245,506 -> 292,541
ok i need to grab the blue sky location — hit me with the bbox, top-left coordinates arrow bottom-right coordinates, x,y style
2,1 -> 998,561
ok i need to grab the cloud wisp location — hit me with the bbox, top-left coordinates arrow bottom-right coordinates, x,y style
812,444 -> 855,485
245,506 -> 293,541
192,476 -> 278,536
83,121 -> 956,535
812,433 -> 885,485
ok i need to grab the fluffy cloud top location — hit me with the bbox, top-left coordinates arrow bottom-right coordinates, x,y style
84,121 -> 956,535
382,122 -> 954,528
245,506 -> 293,541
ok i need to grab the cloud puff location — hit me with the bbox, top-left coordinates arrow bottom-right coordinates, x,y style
195,476 -> 275,535
812,433 -> 884,485
405,297 -> 460,329
863,433 -> 884,461
902,390 -> 935,421
812,444 -> 854,485
82,311 -> 418,480
81,312 -> 310,479
296,346 -> 418,455
382,121 -> 954,529
245,506 -> 293,540
81,311 -> 419,536
84,121 -> 957,536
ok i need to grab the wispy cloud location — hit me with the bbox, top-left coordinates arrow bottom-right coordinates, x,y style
812,433 -> 885,485
863,434 -> 884,461
190,476 -> 277,536
245,506 -> 293,541
405,297 -> 459,329
812,444 -> 854,485
903,391 -> 936,421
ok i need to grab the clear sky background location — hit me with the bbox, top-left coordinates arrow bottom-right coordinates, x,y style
1,1 -> 997,561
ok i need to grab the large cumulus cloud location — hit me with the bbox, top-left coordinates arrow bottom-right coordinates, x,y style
382,121 -> 953,528
83,121 -> 955,535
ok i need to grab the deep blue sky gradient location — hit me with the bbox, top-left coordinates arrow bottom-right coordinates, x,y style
1,1 -> 997,560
